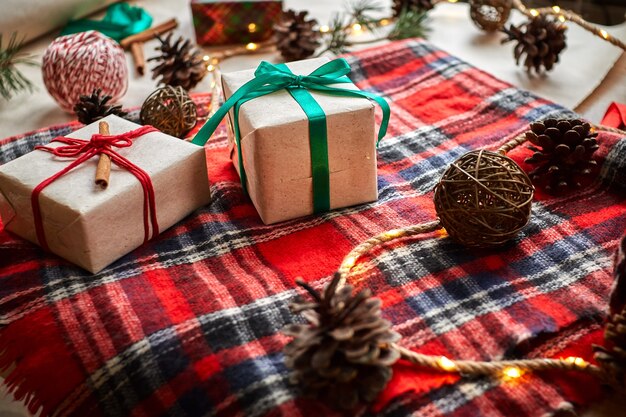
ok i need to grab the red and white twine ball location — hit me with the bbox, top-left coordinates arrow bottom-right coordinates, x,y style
42,31 -> 128,112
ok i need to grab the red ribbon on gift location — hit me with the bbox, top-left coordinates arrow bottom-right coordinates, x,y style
32,125 -> 159,252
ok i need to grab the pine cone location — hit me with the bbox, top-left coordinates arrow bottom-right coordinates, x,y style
524,118 -> 599,193
283,274 -> 401,410
501,16 -> 567,73
392,0 -> 435,17
148,34 -> 206,91
594,306 -> 626,387
274,10 -> 321,61
73,89 -> 127,125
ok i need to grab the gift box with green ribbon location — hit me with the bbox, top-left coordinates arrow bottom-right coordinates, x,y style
192,57 -> 390,224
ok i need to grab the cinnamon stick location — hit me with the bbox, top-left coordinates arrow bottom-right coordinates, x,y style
120,19 -> 178,49
95,121 -> 111,189
130,42 -> 145,75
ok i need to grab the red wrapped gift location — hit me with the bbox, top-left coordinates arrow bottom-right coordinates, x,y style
191,0 -> 283,45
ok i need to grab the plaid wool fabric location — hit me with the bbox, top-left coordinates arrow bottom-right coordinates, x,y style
1,39 -> 625,417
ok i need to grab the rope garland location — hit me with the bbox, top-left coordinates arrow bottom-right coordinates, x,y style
334,122 -> 626,383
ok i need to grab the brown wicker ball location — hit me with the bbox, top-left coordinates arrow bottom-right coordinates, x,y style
434,150 -> 534,247
469,0 -> 512,32
140,85 -> 197,138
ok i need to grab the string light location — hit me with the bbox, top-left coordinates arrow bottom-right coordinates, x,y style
502,367 -> 523,380
558,15 -> 566,22
448,0 -> 458,3
248,23 -> 257,33
343,255 -> 357,269
552,5 -> 561,13
246,42 -> 258,51
565,356 -> 588,367
351,23 -> 363,34
203,55 -> 210,62
438,356 -> 457,371
207,64 -> 215,72
600,29 -> 609,40
319,25 -> 330,33
379,18 -> 390,26
530,9 -> 539,17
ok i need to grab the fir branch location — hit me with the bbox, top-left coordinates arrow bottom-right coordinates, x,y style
346,0 -> 384,32
388,9 -> 430,40
0,33 -> 37,100
316,14 -> 352,57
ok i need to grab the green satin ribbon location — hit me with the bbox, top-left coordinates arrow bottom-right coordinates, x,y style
191,58 -> 390,213
61,3 -> 153,42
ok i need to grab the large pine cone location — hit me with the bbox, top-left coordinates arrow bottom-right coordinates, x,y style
501,15 -> 567,73
524,118 -> 599,193
283,273 -> 401,410
73,89 -> 127,125
392,0 -> 435,17
274,10 -> 321,61
148,33 -> 206,91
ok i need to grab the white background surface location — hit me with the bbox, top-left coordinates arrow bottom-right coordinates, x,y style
0,1 -> 625,416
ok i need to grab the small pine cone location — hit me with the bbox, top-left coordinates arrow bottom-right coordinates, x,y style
73,88 -> 127,125
501,15 -> 567,73
524,118 -> 599,193
283,274 -> 401,410
148,34 -> 206,91
392,0 -> 435,17
274,10 -> 321,61
594,306 -> 626,387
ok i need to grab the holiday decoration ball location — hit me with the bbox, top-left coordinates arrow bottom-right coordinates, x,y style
42,31 -> 128,112
434,150 -> 534,247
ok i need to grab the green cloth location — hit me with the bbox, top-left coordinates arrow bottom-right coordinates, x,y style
61,3 -> 152,42
192,58 -> 390,214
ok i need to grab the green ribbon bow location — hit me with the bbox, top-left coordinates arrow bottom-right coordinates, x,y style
192,58 -> 390,213
61,3 -> 153,42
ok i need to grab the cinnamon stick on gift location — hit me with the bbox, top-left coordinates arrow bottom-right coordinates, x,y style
95,121 -> 111,189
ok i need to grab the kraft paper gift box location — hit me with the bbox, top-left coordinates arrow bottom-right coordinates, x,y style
219,57 -> 380,224
0,115 -> 211,273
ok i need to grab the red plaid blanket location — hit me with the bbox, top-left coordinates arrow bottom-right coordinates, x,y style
1,39 -> 625,417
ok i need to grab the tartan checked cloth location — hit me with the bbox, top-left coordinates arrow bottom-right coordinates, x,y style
1,38 -> 626,417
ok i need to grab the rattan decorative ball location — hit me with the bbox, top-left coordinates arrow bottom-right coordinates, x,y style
140,86 -> 197,138
434,150 -> 534,247
469,0 -> 512,32
42,31 -> 128,112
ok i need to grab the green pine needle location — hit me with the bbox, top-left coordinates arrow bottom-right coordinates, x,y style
388,9 -> 430,40
0,33 -> 37,101
346,0 -> 384,32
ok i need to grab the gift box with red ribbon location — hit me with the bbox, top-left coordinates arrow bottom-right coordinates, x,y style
190,0 -> 283,45
0,115 -> 211,273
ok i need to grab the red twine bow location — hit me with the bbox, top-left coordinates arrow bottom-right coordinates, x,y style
32,125 -> 159,252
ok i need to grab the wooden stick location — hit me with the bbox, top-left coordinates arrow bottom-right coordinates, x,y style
130,42 -> 145,75
120,19 -> 178,49
95,121 -> 111,189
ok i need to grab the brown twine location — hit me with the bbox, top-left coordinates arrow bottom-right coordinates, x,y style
140,85 -> 197,138
333,119 -> 626,383
469,0 -> 512,32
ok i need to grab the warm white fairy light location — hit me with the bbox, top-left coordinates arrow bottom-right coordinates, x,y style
343,255 -> 357,269
600,29 -> 609,40
552,5 -> 561,13
319,25 -> 330,33
438,356 -> 457,372
558,15 -> 566,22
207,64 -> 215,72
565,356 -> 588,367
351,23 -> 363,34
502,367 -> 523,380
248,23 -> 257,33
448,0 -> 458,3
384,229 -> 404,239
203,55 -> 210,62
380,18 -> 390,26
530,9 -> 539,17
246,42 -> 258,51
